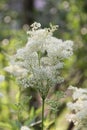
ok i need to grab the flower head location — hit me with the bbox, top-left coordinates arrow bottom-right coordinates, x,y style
5,22 -> 73,99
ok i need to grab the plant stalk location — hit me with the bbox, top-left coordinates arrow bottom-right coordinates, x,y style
42,98 -> 45,130
55,115 -> 57,130
18,86 -> 22,122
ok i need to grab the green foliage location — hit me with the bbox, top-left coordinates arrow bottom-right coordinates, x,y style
46,91 -> 64,114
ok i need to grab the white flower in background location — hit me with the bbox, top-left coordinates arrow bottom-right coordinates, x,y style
0,75 -> 5,83
4,65 -> 27,76
21,126 -> 31,130
67,86 -> 87,130
0,75 -> 4,99
5,22 -> 73,98
68,85 -> 87,100
0,92 -> 4,98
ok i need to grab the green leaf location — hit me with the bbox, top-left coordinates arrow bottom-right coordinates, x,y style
0,122 -> 12,129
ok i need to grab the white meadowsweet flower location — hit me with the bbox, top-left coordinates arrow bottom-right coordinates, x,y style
68,85 -> 87,100
66,114 -> 77,124
5,22 -> 73,99
0,75 -> 5,83
30,22 -> 41,30
21,126 -> 31,130
67,86 -> 87,130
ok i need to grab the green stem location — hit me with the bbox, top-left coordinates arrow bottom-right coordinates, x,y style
42,98 -> 45,130
17,86 -> 22,122
55,114 -> 57,130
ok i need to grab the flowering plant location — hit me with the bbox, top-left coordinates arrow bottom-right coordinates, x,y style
67,86 -> 87,130
5,22 -> 73,130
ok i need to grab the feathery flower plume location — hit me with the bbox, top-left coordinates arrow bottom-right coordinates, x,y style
5,22 -> 73,99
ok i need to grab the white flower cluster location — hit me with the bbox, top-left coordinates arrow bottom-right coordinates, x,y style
67,86 -> 87,130
5,22 -> 73,98
21,126 -> 31,130
0,75 -> 5,83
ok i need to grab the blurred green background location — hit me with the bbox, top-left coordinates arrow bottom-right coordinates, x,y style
0,0 -> 87,130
